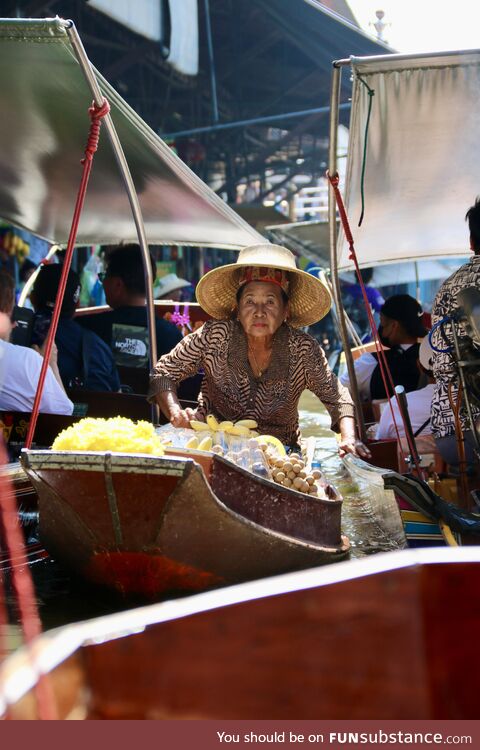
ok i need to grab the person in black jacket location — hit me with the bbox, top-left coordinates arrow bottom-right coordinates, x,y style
30,264 -> 120,392
78,244 -> 182,369
340,294 -> 429,401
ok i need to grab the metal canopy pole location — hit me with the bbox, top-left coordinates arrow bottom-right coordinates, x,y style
327,62 -> 367,442
67,22 -> 159,424
204,0 -> 219,123
162,102 -> 351,139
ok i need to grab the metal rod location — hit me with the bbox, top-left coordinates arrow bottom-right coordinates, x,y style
328,64 -> 367,442
66,22 -> 159,424
394,385 -> 421,467
313,268 -> 362,348
204,0 -> 219,123
451,322 -> 480,454
333,47 -> 479,68
414,261 -> 420,302
162,102 -> 351,139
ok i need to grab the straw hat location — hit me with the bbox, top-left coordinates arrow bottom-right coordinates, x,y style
195,244 -> 331,328
154,273 -> 191,299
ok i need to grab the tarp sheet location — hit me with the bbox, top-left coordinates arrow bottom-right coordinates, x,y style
337,50 -> 480,269
0,18 -> 262,249
268,220 -> 468,286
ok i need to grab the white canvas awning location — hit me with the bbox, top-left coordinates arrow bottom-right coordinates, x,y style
269,219 -> 468,287
371,258 -> 468,287
337,49 -> 480,270
0,18 -> 262,250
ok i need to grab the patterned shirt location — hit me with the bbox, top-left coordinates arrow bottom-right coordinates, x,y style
148,319 -> 354,447
430,254 -> 480,439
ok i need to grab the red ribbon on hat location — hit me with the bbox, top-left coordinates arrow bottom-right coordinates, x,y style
239,266 -> 290,293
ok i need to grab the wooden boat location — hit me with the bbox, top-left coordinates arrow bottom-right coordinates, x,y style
20,448 -> 348,598
1,545 -> 479,719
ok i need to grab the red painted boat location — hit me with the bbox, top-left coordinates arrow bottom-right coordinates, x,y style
1,546 -> 479,720
20,448 -> 348,598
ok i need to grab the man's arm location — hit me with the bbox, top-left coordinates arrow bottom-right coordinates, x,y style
26,346 -> 74,415
32,340 -> 68,395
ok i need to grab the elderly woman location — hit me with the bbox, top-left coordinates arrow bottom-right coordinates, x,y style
149,244 -> 368,457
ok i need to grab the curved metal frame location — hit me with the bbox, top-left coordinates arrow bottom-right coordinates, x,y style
328,61 -> 366,441
66,22 -> 158,422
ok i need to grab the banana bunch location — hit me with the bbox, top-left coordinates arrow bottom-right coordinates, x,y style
185,434 -> 213,451
190,415 -> 258,438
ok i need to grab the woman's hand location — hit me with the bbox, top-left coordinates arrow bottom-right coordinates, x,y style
169,404 -> 197,428
338,436 -> 372,459
156,390 -> 196,428
338,416 -> 372,459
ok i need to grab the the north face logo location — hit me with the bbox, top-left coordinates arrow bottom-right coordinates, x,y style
114,337 -> 147,357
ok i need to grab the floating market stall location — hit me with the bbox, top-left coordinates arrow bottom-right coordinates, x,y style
20,417 -> 348,598
0,18 -> 348,599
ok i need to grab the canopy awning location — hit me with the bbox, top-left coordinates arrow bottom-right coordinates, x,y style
265,220 -> 332,266
0,18 -> 263,249
337,49 -> 480,270
269,219 -> 468,287
371,258 -> 468,287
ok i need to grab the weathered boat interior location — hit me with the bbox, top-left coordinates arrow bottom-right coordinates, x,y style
20,448 -> 348,598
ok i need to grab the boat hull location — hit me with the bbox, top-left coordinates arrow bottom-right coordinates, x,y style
21,450 -> 348,598
1,547 -> 479,719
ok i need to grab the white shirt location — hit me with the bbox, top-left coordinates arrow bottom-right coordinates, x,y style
339,352 -> 376,401
340,344 -> 414,401
375,383 -> 435,440
0,339 -> 73,415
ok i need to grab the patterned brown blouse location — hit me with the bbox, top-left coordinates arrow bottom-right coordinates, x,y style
148,320 -> 354,447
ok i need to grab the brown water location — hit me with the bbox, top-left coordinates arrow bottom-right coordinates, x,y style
1,391 -> 399,655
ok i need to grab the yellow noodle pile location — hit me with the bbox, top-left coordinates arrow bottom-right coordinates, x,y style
52,417 -> 164,456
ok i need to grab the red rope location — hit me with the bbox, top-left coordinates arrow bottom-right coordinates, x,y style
81,99 -> 110,164
0,490 -> 8,664
0,97 -> 109,718
327,171 -> 424,477
25,98 -> 110,450
0,440 -> 58,718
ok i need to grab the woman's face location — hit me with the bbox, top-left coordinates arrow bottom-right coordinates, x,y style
237,281 -> 288,338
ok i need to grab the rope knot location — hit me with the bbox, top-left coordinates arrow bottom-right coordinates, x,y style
89,98 -> 110,120
326,170 -> 339,188
81,97 -> 110,165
